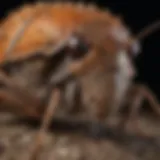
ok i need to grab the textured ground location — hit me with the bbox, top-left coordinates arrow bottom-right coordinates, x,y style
0,112 -> 160,160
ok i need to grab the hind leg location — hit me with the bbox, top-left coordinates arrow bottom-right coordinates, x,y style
122,84 -> 160,136
0,71 -> 42,118
124,90 -> 145,136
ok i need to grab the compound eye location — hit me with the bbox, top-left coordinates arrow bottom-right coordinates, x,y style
67,35 -> 90,60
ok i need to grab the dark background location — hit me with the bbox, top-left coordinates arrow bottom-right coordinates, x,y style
0,0 -> 159,98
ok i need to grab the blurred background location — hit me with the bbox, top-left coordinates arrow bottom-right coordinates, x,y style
0,0 -> 159,99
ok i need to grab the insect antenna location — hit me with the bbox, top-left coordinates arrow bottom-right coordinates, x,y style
128,20 -> 160,57
136,20 -> 160,41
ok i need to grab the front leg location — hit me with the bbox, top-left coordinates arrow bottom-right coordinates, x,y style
29,88 -> 60,160
0,71 -> 62,160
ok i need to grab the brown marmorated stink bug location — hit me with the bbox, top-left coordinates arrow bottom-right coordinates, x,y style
0,2 -> 159,144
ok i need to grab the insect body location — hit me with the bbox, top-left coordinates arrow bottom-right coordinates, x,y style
0,2 -> 159,137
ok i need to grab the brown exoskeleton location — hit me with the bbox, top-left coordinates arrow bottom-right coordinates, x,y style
0,2 -> 159,142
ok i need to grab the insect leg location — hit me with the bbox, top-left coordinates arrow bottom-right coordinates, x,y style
64,80 -> 82,114
29,88 -> 60,160
0,71 -> 42,118
121,84 -> 160,136
123,89 -> 145,135
139,84 -> 160,116
0,89 -> 41,118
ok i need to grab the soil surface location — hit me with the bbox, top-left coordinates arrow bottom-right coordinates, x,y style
0,112 -> 160,160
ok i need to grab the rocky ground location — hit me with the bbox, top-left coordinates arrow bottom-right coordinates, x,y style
0,111 -> 160,160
